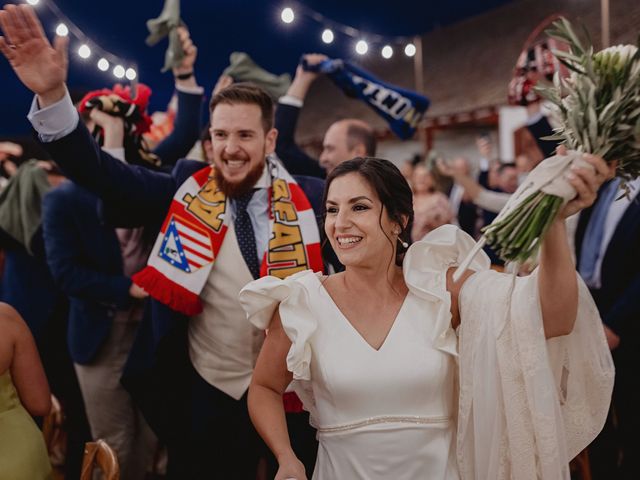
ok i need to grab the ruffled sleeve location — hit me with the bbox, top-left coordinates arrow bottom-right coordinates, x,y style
403,224 -> 491,356
239,269 -> 320,381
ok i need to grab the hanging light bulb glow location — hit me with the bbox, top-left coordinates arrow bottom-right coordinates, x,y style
97,58 -> 109,71
113,65 -> 125,79
26,0 -> 40,6
381,45 -> 393,59
78,44 -> 91,59
404,43 -> 416,57
125,68 -> 137,80
355,40 -> 368,55
281,7 -> 294,24
55,23 -> 69,37
321,29 -> 334,44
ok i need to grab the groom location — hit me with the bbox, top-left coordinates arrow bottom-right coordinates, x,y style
0,4 -> 334,478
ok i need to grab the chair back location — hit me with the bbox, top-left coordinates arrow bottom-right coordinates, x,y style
80,439 -> 120,480
41,394 -> 67,466
570,449 -> 592,480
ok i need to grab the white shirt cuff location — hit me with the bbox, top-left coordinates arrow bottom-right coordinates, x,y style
278,95 -> 303,108
27,89 -> 79,142
175,84 -> 205,95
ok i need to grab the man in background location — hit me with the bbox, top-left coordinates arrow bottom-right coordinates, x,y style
275,53 -> 376,177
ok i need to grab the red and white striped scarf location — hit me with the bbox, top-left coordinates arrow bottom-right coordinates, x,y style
133,159 -> 324,316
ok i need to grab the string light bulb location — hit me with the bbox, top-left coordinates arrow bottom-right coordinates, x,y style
280,7 -> 294,24
125,68 -> 137,80
355,40 -> 368,55
55,23 -> 68,37
404,43 -> 416,57
97,58 -> 109,71
113,65 -> 125,79
77,44 -> 91,59
321,29 -> 334,44
26,0 -> 40,5
381,45 -> 393,59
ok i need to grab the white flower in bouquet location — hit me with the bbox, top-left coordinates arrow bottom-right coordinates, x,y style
460,18 -> 640,272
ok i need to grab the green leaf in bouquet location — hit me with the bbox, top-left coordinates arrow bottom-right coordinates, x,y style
597,142 -> 612,158
556,56 -> 586,75
553,70 -> 562,91
598,101 -> 617,123
540,133 -> 566,142
588,106 -> 598,142
553,49 -> 583,65
584,49 -> 597,79
613,86 -> 622,103
582,131 -> 592,151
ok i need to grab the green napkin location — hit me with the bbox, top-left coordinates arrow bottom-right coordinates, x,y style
146,0 -> 185,73
223,52 -> 292,100
0,160 -> 51,254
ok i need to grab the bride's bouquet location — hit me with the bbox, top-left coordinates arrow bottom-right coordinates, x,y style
479,18 -> 640,265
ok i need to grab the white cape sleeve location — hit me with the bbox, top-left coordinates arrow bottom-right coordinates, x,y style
456,268 -> 614,479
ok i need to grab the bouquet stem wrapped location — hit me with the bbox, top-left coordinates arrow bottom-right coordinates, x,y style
455,18 -> 640,279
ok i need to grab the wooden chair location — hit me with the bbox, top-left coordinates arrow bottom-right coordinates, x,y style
41,394 -> 66,467
569,448 -> 592,480
80,440 -> 120,480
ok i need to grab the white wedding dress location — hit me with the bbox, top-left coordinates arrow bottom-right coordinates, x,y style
240,225 -> 614,479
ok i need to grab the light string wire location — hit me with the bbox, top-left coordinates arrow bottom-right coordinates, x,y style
24,0 -> 138,83
283,0 -> 418,56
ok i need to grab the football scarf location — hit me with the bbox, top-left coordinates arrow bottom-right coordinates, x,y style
133,157 -> 324,315
302,57 -> 430,140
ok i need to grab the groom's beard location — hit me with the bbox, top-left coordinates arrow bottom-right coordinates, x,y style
215,157 -> 266,198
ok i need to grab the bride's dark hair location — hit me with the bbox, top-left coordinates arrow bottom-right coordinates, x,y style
323,157 -> 414,266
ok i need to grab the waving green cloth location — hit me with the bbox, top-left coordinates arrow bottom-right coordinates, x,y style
146,0 -> 185,73
0,160 -> 50,254
223,52 -> 291,100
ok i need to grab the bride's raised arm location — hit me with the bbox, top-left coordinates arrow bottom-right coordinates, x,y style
538,153 -> 613,338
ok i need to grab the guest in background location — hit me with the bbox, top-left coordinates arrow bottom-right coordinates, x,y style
575,176 -> 640,480
42,25 -> 203,479
0,158 -> 91,479
0,302 -> 52,480
275,53 -> 376,177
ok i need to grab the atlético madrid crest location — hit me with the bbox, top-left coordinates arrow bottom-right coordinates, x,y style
159,215 -> 214,273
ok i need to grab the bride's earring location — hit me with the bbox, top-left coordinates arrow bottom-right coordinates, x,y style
395,229 -> 409,249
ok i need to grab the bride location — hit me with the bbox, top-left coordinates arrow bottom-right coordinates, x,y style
240,156 -> 614,479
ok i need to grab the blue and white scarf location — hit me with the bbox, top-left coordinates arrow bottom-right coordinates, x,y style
303,57 -> 430,140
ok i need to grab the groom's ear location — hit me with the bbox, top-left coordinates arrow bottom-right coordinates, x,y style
265,128 -> 278,155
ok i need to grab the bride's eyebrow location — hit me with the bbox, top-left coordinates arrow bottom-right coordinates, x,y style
348,196 -> 373,204
326,196 -> 373,205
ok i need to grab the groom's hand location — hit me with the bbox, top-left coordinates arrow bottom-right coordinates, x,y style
0,4 -> 68,107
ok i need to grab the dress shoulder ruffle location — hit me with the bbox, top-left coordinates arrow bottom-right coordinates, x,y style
403,224 -> 491,356
239,269 -> 321,381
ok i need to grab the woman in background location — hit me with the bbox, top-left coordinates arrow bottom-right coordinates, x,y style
0,303 -> 52,480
